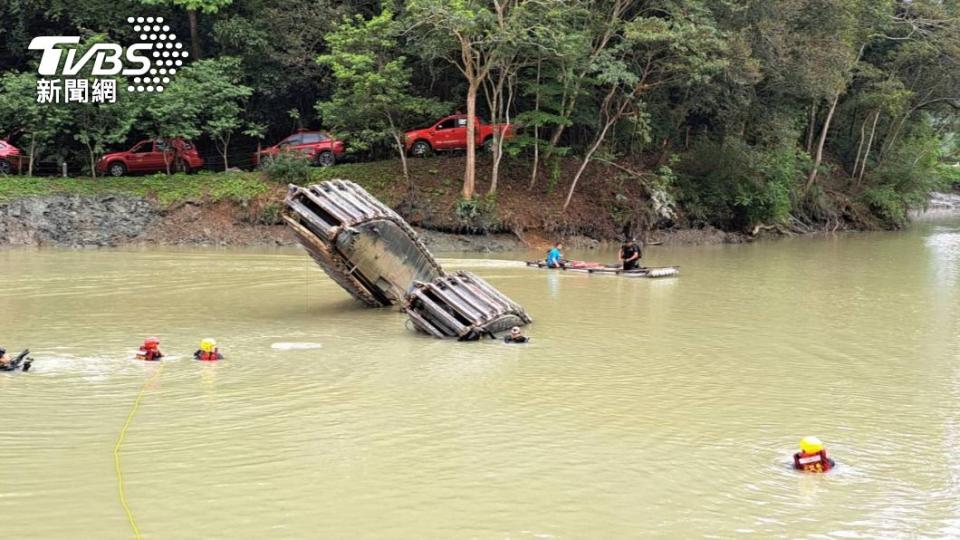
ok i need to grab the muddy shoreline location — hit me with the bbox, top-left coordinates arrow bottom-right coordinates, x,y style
1,193 -> 948,252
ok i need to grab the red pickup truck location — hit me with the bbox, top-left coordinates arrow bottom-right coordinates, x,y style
404,115 -> 514,157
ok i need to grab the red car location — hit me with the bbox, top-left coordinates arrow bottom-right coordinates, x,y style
97,139 -> 204,176
0,140 -> 26,174
253,130 -> 345,168
404,114 -> 514,157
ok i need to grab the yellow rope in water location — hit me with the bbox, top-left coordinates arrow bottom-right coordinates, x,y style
114,362 -> 164,540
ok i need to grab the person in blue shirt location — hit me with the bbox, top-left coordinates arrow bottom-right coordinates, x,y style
545,241 -> 564,268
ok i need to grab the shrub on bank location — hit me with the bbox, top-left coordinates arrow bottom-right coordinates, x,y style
676,138 -> 801,230
260,153 -> 311,185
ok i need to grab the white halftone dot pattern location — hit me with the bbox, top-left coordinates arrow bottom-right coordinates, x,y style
125,16 -> 187,93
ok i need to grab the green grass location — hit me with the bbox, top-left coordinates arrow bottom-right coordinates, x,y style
310,160 -> 404,193
0,171 -> 273,207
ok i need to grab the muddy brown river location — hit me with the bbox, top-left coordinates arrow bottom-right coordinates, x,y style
1,217 -> 958,538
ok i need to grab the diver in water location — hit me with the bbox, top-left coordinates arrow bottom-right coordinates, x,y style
0,347 -> 33,372
793,436 -> 835,473
136,337 -> 163,361
193,338 -> 224,361
503,327 -> 529,344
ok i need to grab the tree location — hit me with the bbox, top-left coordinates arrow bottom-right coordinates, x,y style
317,9 -> 446,183
406,0 -> 501,199
0,72 -> 72,176
72,89 -> 142,177
65,36 -> 142,177
142,74 -> 203,174
140,0 -> 233,59
177,57 -> 252,170
562,1 -> 728,210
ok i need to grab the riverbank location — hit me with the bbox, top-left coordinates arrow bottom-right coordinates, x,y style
0,157 -> 949,250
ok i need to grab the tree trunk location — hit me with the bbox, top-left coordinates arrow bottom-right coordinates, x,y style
188,9 -> 201,60
857,110 -> 880,186
489,71 -> 515,197
805,102 -> 817,154
393,133 -> 410,184
804,93 -> 840,193
28,135 -> 35,177
222,143 -> 229,171
852,114 -> 868,178
463,81 -> 478,199
563,118 -> 615,211
529,58 -> 541,189
88,145 -> 97,178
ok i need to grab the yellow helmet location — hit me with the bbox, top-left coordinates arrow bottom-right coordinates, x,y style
200,338 -> 217,353
800,436 -> 824,454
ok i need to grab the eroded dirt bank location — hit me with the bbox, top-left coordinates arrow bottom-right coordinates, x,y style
0,194 -> 753,252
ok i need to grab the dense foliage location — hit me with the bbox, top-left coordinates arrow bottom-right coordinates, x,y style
0,0 -> 957,230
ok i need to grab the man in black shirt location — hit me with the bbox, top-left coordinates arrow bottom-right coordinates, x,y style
619,238 -> 642,271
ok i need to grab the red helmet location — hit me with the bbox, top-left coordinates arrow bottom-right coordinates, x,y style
144,336 -> 160,349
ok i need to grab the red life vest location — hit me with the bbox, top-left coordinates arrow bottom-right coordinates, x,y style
197,349 -> 222,361
794,450 -> 832,473
137,347 -> 162,361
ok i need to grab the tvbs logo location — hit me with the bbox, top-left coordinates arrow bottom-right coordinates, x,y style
29,16 -> 187,99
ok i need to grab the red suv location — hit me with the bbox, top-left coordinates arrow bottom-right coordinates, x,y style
254,130 -> 345,168
97,139 -> 204,176
0,140 -> 26,174
404,115 -> 514,157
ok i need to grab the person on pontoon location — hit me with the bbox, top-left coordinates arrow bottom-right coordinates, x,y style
503,327 -> 529,344
546,242 -> 564,268
619,238 -> 642,271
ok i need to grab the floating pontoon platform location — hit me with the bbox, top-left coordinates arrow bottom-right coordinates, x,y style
525,260 -> 680,278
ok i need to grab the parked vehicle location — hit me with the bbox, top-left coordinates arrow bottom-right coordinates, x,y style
253,130 -> 346,168
97,139 -> 203,176
0,140 -> 26,174
404,115 -> 514,157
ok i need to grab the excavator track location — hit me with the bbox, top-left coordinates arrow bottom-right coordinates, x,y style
283,180 -> 533,339
282,180 -> 443,307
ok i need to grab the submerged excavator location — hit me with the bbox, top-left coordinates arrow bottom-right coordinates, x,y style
281,180 -> 532,339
